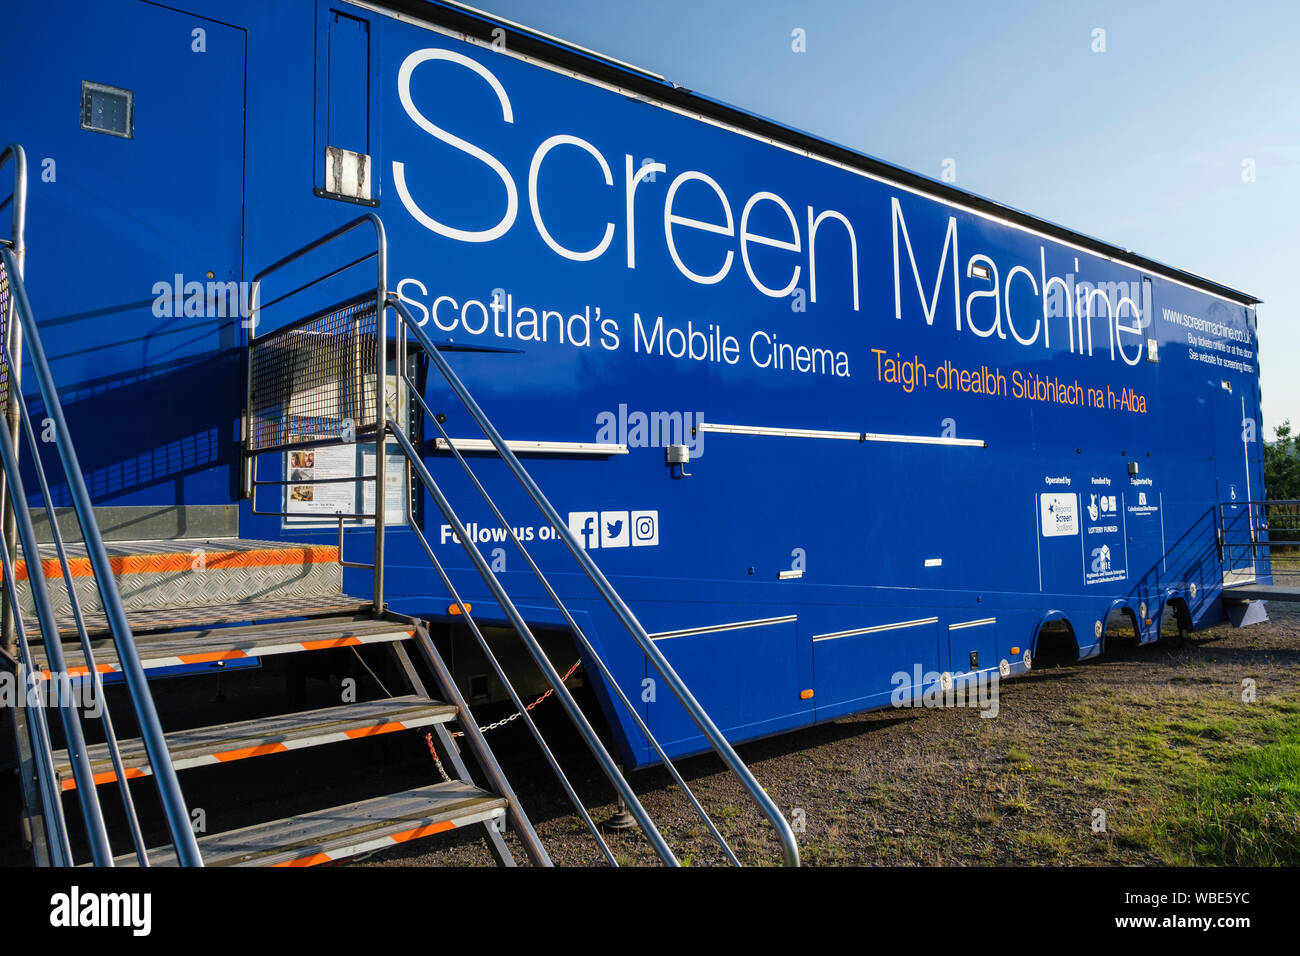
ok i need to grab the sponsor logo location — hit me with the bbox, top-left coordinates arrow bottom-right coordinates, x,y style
1040,493 -> 1078,537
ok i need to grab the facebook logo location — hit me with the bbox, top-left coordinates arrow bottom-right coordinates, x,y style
569,512 -> 600,549
568,510 -> 658,549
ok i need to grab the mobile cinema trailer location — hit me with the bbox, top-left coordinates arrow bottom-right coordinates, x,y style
0,0 -> 1269,865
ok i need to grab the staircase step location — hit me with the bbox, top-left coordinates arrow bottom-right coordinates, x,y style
117,781 -> 507,866
62,595 -> 372,637
52,695 -> 456,790
32,615 -> 413,680
16,537 -> 342,624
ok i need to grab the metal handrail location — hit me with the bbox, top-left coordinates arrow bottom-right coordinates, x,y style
0,391 -> 113,862
1,331 -> 149,864
387,421 -> 678,865
405,387 -> 741,863
399,530 -> 613,864
245,213 -> 387,612
0,244 -> 203,866
1,144 -> 28,666
391,295 -> 801,867
0,541 -> 69,864
0,142 -> 27,264
1219,498 -> 1300,565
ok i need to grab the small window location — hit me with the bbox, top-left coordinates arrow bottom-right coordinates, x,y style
81,81 -> 133,138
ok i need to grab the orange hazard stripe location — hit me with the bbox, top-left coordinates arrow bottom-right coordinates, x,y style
344,721 -> 407,739
61,767 -> 148,791
178,650 -> 250,664
391,820 -> 457,843
299,636 -> 362,651
215,742 -> 289,762
14,545 -> 340,581
270,820 -> 461,867
39,664 -> 116,681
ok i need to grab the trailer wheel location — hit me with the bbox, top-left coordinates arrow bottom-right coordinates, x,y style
1159,602 -> 1190,648
1032,619 -> 1079,667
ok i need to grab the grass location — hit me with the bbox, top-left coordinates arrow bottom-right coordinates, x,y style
1160,714 -> 1300,864
1039,690 -> 1300,865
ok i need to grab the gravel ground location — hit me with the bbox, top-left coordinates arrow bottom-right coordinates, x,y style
356,596 -> 1300,868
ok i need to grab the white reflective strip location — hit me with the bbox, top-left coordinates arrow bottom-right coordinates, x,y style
698,422 -> 985,447
949,617 -> 997,630
433,438 -> 628,455
813,616 -> 939,642
862,431 -> 985,448
650,614 -> 797,642
700,422 -> 859,441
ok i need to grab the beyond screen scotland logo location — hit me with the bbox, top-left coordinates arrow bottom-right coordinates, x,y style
568,510 -> 660,549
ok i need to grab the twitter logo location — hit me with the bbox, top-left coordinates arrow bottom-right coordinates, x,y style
601,511 -> 630,547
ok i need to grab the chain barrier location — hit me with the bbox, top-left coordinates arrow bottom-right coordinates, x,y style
424,731 -> 451,783
424,659 -> 583,777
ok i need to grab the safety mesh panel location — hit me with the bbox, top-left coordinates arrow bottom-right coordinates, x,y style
248,295 -> 378,452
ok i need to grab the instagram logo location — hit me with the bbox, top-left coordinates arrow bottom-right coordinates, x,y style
631,511 -> 659,547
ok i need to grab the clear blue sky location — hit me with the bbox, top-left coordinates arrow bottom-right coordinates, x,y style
470,0 -> 1299,433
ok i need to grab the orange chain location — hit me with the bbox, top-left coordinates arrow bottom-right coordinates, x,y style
450,658 -> 583,737
424,660 -> 584,777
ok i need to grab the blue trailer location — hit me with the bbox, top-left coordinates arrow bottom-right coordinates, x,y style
0,0 -> 1271,867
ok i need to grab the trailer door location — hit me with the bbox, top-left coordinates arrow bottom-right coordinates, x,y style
2,0 -> 246,507
1212,382 -> 1256,584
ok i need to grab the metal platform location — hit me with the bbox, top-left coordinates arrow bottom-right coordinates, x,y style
1223,584 -> 1300,602
15,537 -> 343,623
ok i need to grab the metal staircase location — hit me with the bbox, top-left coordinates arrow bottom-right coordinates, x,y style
1,142 -> 799,867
